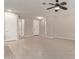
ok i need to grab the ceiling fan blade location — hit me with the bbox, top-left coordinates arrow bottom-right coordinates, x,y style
49,3 -> 55,5
56,0 -> 59,2
47,7 -> 55,10
60,2 -> 67,5
59,5 -> 68,10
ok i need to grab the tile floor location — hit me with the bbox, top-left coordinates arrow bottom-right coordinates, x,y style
5,36 -> 75,59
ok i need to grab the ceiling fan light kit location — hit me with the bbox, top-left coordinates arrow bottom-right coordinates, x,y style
42,0 -> 68,12
55,7 -> 60,10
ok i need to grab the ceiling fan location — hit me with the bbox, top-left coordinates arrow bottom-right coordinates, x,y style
42,0 -> 68,12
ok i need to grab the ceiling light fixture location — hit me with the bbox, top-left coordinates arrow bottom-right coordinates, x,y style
55,7 -> 60,10
54,6 -> 60,12
36,17 -> 44,20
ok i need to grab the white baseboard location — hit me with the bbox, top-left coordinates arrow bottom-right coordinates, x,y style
23,35 -> 34,38
23,35 -> 74,40
23,35 -> 54,39
5,38 -> 18,42
45,36 -> 54,39
53,36 -> 74,40
43,36 -> 74,40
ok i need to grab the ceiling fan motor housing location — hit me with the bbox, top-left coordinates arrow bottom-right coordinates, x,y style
56,0 -> 59,2
55,10 -> 58,12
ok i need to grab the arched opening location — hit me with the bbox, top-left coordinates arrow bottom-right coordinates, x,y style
33,17 -> 47,37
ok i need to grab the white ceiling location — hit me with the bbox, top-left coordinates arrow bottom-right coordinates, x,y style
4,0 -> 75,19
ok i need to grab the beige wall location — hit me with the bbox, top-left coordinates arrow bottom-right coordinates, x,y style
53,14 -> 75,40
46,16 -> 55,37
24,18 -> 33,36
24,16 -> 55,37
24,13 -> 75,40
53,0 -> 75,40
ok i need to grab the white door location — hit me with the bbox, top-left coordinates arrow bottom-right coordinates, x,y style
33,20 -> 39,36
5,12 -> 18,41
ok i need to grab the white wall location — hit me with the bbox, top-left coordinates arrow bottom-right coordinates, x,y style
5,12 -> 18,41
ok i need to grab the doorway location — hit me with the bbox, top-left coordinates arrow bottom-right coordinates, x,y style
33,17 -> 47,37
33,20 -> 39,36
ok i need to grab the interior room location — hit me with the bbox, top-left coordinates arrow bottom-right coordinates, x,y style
4,0 -> 75,59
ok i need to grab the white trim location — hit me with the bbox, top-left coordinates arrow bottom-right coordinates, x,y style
23,35 -> 34,38
45,36 -> 54,39
5,38 -> 18,42
23,35 -> 74,40
42,35 -> 74,40
53,36 -> 74,40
